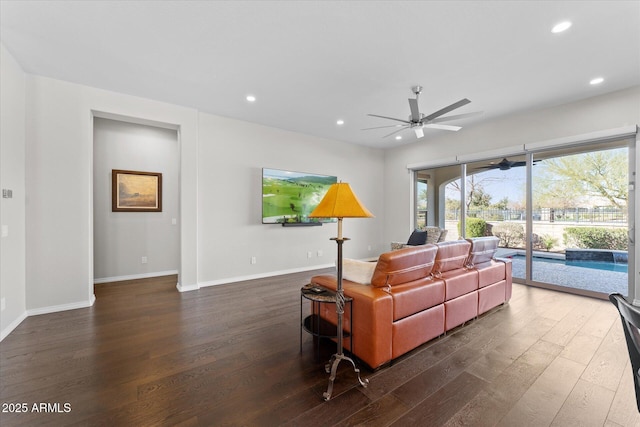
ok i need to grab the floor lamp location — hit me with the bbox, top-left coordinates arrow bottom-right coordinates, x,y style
309,182 -> 374,400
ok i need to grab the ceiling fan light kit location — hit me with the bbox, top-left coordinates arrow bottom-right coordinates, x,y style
365,85 -> 482,140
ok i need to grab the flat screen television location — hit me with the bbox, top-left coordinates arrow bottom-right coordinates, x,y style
262,168 -> 337,224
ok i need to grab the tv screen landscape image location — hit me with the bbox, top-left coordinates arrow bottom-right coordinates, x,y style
262,168 -> 337,224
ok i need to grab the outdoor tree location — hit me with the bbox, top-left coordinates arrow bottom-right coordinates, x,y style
417,187 -> 428,210
469,187 -> 492,208
447,174 -> 500,210
535,148 -> 627,208
490,196 -> 510,210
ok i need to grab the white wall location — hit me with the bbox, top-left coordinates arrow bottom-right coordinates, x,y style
19,73 -> 384,316
93,118 -> 179,281
197,113 -> 385,285
0,45 -> 27,339
24,75 -> 198,313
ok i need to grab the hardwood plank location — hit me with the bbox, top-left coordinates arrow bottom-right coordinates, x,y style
1,277 -> 638,426
541,298 -> 600,346
581,319 -> 629,391
445,338 -> 563,426
390,372 -> 487,426
335,393 -> 410,426
551,378 -> 616,427
607,360 -> 640,427
560,331 -> 606,366
498,356 -> 586,426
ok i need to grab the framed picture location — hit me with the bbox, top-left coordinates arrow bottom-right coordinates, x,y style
112,169 -> 162,212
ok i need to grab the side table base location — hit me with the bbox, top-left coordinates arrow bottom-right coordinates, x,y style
323,352 -> 368,401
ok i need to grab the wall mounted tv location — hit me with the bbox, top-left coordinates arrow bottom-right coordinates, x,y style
262,168 -> 337,225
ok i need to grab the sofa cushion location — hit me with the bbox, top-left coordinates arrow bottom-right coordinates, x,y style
389,277 -> 445,320
475,260 -> 506,288
342,258 -> 376,285
392,304 -> 444,359
434,240 -> 471,273
466,236 -> 499,266
407,229 -> 427,246
445,291 -> 478,330
441,269 -> 478,300
478,280 -> 507,315
371,245 -> 438,288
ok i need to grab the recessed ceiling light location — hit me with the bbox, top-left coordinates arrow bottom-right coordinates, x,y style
395,136 -> 402,140
336,119 -> 344,125
246,95 -> 256,102
552,21 -> 572,33
590,77 -> 604,85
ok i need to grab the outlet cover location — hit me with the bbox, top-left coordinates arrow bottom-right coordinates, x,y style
141,256 -> 148,264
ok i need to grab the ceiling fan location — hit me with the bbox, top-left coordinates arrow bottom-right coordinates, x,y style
475,158 -> 540,171
363,86 -> 481,139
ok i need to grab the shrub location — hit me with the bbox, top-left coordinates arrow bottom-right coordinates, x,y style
563,227 -> 628,250
458,217 -> 487,237
492,222 -> 525,248
539,234 -> 558,252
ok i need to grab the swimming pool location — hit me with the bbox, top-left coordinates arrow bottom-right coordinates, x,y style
507,253 -> 628,295
509,254 -> 628,273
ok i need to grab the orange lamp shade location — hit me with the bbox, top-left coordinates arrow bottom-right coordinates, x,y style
309,182 -> 374,219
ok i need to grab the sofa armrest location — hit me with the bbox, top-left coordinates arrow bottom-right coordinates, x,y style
495,257 -> 513,301
310,274 -> 393,369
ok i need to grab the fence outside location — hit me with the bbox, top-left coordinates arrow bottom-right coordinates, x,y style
444,207 -> 628,223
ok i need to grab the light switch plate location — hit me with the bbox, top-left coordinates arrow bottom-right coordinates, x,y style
1,225 -> 8,237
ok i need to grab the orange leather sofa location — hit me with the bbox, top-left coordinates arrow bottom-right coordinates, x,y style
310,237 -> 512,369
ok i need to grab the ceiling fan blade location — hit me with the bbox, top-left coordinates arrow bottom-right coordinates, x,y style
408,98 -> 421,122
511,161 -> 526,167
429,111 -> 483,124
424,124 -> 462,131
414,127 -> 424,138
383,127 -> 408,138
361,124 -> 404,130
367,114 -> 410,124
424,98 -> 471,121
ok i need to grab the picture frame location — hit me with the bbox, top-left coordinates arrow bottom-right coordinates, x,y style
112,169 -> 162,212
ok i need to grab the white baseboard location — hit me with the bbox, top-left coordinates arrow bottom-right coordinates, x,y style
176,282 -> 199,292
94,270 -> 179,284
27,296 -> 95,317
198,263 -> 335,288
1,311 -> 28,342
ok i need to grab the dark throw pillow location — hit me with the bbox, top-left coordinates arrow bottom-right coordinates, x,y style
406,229 -> 427,246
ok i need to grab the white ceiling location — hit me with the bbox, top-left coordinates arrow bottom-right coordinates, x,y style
1,1 -> 639,149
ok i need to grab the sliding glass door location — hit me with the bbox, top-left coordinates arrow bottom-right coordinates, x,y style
414,136 -> 634,298
530,143 -> 630,296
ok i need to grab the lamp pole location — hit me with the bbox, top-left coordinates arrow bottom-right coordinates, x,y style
323,217 -> 368,401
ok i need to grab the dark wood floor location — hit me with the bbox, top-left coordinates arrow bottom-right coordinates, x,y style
1,271 -> 638,426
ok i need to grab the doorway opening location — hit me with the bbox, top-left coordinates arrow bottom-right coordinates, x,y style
92,117 -> 180,290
